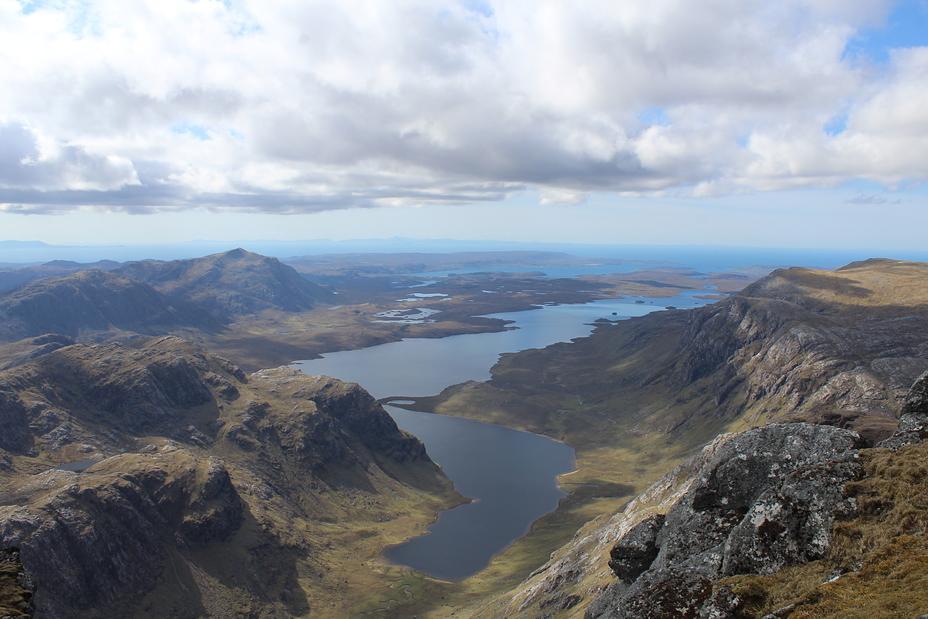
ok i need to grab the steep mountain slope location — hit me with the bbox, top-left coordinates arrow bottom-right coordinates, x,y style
0,270 -> 223,343
466,373 -> 928,619
0,337 -> 459,618
420,259 -> 928,467
116,248 -> 334,317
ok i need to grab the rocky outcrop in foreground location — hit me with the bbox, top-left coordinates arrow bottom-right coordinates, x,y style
470,371 -> 928,619
585,424 -> 863,618
474,423 -> 864,619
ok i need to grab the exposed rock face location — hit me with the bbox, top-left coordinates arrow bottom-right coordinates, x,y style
608,515 -> 664,584
116,248 -> 334,317
587,424 -> 863,619
469,423 -> 864,619
0,337 -> 453,618
878,369 -> 928,449
642,262 -> 928,447
1,452 -> 243,617
0,270 -> 222,342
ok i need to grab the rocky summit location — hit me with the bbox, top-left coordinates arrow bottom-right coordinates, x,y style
0,336 -> 458,618
115,248 -> 334,317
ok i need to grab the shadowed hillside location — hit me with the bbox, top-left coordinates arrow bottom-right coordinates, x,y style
0,336 -> 459,618
0,260 -> 122,291
0,270 -> 223,343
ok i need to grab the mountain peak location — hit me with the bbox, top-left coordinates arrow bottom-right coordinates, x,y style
115,249 -> 333,316
220,247 -> 250,260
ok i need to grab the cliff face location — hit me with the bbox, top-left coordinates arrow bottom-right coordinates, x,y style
0,337 -> 456,618
116,248 -> 334,317
585,424 -> 864,619
668,260 -> 928,433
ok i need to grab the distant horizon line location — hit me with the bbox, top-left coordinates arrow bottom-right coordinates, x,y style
2,238 -> 928,272
1,237 -> 924,253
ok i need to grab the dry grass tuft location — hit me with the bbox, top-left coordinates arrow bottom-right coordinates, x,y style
721,441 -> 928,618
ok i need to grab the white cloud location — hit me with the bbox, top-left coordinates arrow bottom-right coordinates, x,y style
0,123 -> 138,191
0,0 -> 923,214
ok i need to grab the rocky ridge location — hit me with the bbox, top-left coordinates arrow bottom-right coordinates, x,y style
666,259 -> 928,435
0,336 -> 457,618
0,546 -> 34,618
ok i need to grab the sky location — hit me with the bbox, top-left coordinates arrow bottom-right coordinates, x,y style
1,0 -> 927,252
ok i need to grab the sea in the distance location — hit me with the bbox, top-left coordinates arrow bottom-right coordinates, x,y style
292,290 -> 714,581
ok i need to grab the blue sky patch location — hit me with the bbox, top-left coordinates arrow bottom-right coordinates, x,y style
171,123 -> 212,141
637,107 -> 671,127
824,113 -> 848,137
846,0 -> 928,64
460,0 -> 494,18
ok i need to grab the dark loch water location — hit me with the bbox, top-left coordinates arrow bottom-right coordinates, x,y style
384,406 -> 574,581
292,292 -> 713,580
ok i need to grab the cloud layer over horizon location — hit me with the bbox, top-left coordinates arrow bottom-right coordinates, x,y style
1,0 -> 926,214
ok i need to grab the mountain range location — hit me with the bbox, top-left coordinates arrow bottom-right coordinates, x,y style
0,249 -> 337,348
2,251 -> 928,618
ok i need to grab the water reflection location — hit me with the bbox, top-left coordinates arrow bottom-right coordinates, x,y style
292,294 -> 713,579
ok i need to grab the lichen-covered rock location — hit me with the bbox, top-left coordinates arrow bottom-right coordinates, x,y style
588,423 -> 864,619
720,459 -> 861,576
608,514 -> 664,584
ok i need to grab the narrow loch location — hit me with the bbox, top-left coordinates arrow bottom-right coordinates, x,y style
292,293 -> 712,580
